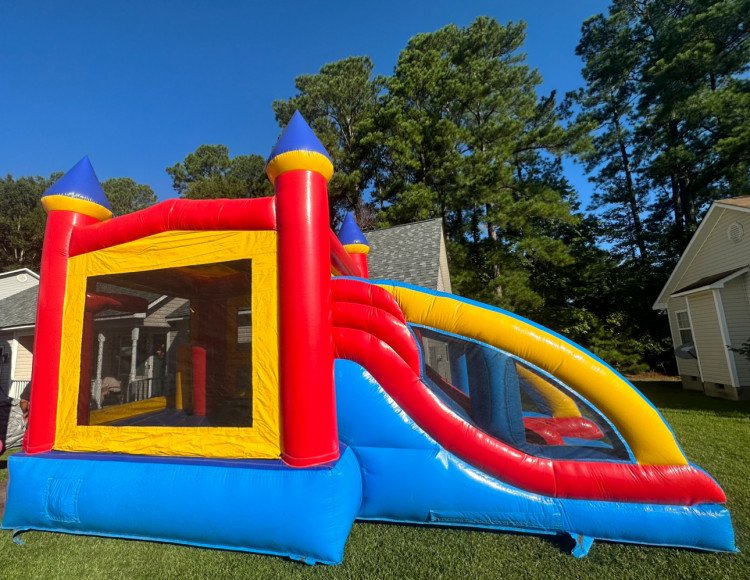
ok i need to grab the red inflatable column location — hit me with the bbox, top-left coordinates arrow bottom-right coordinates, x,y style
77,310 -> 94,425
347,251 -> 369,278
191,346 -> 207,417
26,157 -> 112,453
267,112 -> 339,467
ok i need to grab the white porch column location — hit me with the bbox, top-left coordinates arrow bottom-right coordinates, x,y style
129,327 -> 139,400
93,332 -> 106,408
165,331 -> 175,379
145,334 -> 154,398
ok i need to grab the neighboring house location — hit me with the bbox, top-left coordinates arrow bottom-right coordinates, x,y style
85,283 -> 191,406
0,272 -> 192,404
366,218 -> 452,292
654,197 -> 750,401
0,269 -> 40,401
0,268 -> 38,300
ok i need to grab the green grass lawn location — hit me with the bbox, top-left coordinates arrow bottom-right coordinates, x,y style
1,381 -> 748,579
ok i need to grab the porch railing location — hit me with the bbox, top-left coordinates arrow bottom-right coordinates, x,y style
9,379 -> 30,400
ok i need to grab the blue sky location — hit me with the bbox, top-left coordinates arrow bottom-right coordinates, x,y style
1,0 -> 604,202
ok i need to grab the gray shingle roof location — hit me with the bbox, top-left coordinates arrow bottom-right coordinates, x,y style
0,286 -> 38,329
366,219 -> 444,289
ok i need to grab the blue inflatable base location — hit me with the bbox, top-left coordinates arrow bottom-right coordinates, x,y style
1,358 -> 737,563
335,360 -> 737,554
2,448 -> 363,564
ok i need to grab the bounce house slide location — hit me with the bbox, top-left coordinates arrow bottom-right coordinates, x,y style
2,112 -> 735,565
331,277 -> 734,553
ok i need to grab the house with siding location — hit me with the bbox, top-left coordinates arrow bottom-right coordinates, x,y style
0,269 -> 39,401
654,197 -> 750,401
0,270 -> 192,404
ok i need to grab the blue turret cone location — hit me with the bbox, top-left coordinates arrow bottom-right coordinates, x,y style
338,212 -> 368,246
43,156 -> 111,209
267,111 -> 332,163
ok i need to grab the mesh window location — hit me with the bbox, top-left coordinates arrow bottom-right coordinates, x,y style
414,325 -> 631,462
78,259 -> 252,428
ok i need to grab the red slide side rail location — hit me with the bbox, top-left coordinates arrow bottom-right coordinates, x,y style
332,327 -> 725,506
69,197 -> 277,256
332,279 -> 406,323
333,302 -> 421,374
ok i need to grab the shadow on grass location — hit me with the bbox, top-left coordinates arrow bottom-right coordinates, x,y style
1,448 -> 21,477
632,381 -> 750,418
356,519 -> 577,556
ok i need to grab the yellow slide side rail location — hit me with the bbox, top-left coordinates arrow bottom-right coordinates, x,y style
381,284 -> 687,466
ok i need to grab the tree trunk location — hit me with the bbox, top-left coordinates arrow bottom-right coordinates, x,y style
471,205 -> 480,244
485,204 -> 497,241
613,116 -> 648,259
670,171 -> 685,241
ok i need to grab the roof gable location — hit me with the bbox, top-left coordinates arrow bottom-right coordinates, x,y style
0,268 -> 40,302
0,268 -> 39,281
0,285 -> 38,329
366,219 -> 447,290
654,199 -> 750,309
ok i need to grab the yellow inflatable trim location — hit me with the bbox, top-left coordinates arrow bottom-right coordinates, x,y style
343,243 -> 370,255
380,284 -> 687,466
265,149 -> 334,183
42,195 -> 113,221
514,363 -> 581,418
56,229 -> 280,459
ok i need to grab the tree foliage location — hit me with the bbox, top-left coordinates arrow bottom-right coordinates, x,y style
102,177 -> 157,216
373,18 -> 588,313
568,9 -> 650,262
272,56 -> 382,225
7,8 -> 746,374
574,0 -> 750,264
268,16 -> 678,370
0,175 -> 51,272
166,145 -> 273,200
569,0 -> 750,369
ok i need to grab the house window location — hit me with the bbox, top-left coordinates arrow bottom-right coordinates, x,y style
676,310 -> 693,345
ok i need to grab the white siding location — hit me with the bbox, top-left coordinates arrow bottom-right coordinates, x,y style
143,297 -> 187,328
237,312 -> 251,345
688,292 -> 731,384
722,276 -> 750,386
14,334 -> 35,380
0,270 -> 38,300
437,234 -> 452,293
667,296 -> 700,377
670,208 -> 750,293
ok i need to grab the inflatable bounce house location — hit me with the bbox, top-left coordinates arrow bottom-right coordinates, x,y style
2,113 -> 736,563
